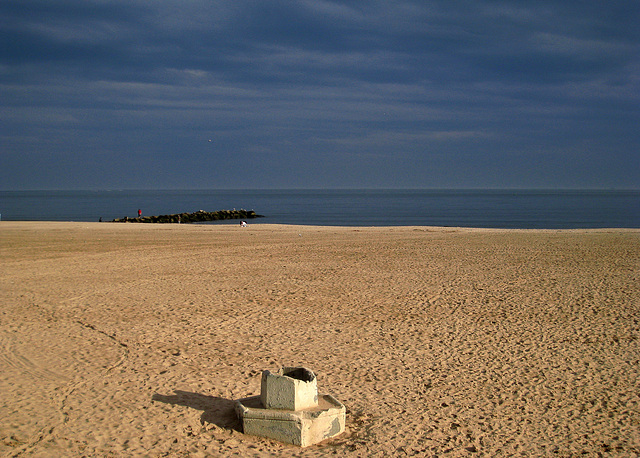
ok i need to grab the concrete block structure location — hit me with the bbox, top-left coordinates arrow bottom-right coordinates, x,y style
261,367 -> 318,411
235,367 -> 346,447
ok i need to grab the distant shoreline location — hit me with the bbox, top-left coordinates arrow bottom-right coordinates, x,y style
2,221 -> 639,234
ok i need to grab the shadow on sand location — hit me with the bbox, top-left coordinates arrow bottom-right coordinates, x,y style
152,390 -> 241,431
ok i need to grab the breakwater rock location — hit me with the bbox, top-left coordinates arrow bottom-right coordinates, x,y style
112,209 -> 263,224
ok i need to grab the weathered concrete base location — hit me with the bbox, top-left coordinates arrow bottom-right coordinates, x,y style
235,394 -> 346,447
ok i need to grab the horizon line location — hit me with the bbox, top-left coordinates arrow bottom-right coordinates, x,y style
2,187 -> 640,193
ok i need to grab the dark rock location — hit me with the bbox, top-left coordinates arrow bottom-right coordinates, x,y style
112,209 -> 263,224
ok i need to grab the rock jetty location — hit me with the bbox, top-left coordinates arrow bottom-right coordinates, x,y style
112,209 -> 263,224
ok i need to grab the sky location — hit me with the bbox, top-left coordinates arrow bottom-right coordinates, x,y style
1,0 -> 639,190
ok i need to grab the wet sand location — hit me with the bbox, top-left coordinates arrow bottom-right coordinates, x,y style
1,222 -> 639,457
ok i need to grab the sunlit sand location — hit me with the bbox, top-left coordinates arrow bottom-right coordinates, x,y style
1,222 -> 638,456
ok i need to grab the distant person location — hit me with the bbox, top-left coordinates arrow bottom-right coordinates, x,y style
138,209 -> 142,218
241,221 -> 247,227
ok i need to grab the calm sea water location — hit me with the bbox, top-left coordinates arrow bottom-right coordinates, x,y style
0,189 -> 638,229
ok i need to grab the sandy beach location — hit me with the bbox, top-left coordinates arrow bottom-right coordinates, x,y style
1,222 -> 639,457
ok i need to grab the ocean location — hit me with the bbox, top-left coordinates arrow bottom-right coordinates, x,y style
0,189 -> 638,229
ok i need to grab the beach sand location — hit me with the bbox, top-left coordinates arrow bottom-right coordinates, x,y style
1,222 -> 639,457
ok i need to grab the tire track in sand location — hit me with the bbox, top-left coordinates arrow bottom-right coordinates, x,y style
4,321 -> 130,458
0,332 -> 66,383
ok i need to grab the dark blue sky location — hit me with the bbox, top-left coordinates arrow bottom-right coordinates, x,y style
1,0 -> 639,190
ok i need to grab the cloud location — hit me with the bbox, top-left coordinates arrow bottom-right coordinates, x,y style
0,0 -> 638,189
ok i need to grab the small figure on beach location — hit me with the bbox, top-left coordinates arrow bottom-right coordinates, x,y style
241,221 -> 247,227
138,209 -> 142,218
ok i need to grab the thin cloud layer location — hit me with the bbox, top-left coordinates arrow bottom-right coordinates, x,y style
1,0 -> 638,189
